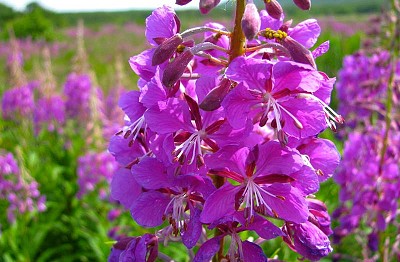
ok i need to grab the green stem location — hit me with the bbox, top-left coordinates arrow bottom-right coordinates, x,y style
229,0 -> 246,63
212,2 -> 246,261
378,0 -> 399,174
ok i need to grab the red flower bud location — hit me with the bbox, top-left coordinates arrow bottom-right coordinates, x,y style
199,78 -> 231,111
152,34 -> 183,66
199,0 -> 221,14
264,0 -> 283,20
242,3 -> 261,40
162,50 -> 194,88
281,36 -> 316,68
176,0 -> 193,5
293,0 -> 311,10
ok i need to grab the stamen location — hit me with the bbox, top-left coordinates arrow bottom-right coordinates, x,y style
242,179 -> 277,220
119,115 -> 146,143
276,103 -> 304,129
164,193 -> 188,232
174,132 -> 203,165
297,93 -> 345,125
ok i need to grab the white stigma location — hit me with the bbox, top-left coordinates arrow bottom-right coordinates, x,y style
122,114 -> 146,141
242,178 -> 274,219
175,131 -> 203,164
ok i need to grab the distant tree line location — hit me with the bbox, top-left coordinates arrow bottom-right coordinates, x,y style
0,0 -> 385,41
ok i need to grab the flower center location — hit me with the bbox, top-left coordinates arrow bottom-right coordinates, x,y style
242,178 -> 275,221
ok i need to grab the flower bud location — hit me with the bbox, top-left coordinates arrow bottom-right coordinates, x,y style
242,3 -> 261,40
293,0 -> 311,10
199,0 -> 221,14
176,0 -> 193,5
199,78 -> 231,111
368,232 -> 378,252
152,34 -> 183,66
283,221 -> 332,261
293,222 -> 332,260
281,36 -> 316,68
264,0 -> 283,20
162,50 -> 194,88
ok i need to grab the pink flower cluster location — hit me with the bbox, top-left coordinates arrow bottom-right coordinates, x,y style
108,2 -> 342,261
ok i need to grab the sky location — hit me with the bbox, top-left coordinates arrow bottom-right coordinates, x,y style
0,0 -> 212,12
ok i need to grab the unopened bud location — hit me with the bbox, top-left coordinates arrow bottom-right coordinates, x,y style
199,78 -> 231,111
162,50 -> 194,88
152,34 -> 183,66
293,0 -> 311,10
264,0 -> 283,20
242,3 -> 261,40
281,36 -> 316,68
176,0 -> 193,5
280,19 -> 293,32
199,0 -> 221,14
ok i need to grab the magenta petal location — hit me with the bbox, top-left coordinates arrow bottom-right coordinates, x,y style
140,68 -> 167,108
226,57 -> 272,89
243,214 -> 284,240
145,98 -> 193,134
193,236 -> 223,262
289,19 -> 320,49
256,141 -> 302,176
108,135 -> 145,166
131,157 -> 171,189
205,145 -> 248,178
118,90 -> 146,121
130,191 -> 170,227
129,49 -> 156,82
289,166 -> 319,195
312,41 -> 330,58
293,221 -> 332,261
242,241 -> 268,262
195,75 -> 219,102
261,184 -> 309,223
260,9 -> 284,31
145,5 -> 178,46
313,72 -> 336,104
200,183 -> 240,224
272,61 -> 317,92
182,207 -> 202,249
149,133 -> 175,165
299,138 -> 340,182
222,83 -> 259,129
278,97 -> 326,138
111,168 -> 142,209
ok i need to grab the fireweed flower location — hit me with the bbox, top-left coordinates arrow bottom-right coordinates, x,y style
288,137 -> 341,182
336,51 -> 392,127
333,128 -> 399,240
63,73 -> 92,121
130,157 -> 216,248
201,142 -> 315,224
129,5 -> 181,83
223,57 -> 340,144
283,220 -> 332,261
33,95 -> 65,135
1,84 -> 34,120
145,93 -> 252,167
102,85 -> 127,139
109,3 -> 340,261
259,11 -> 321,51
77,151 -> 119,198
0,152 -> 46,223
194,213 -> 282,262
108,234 -> 158,262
